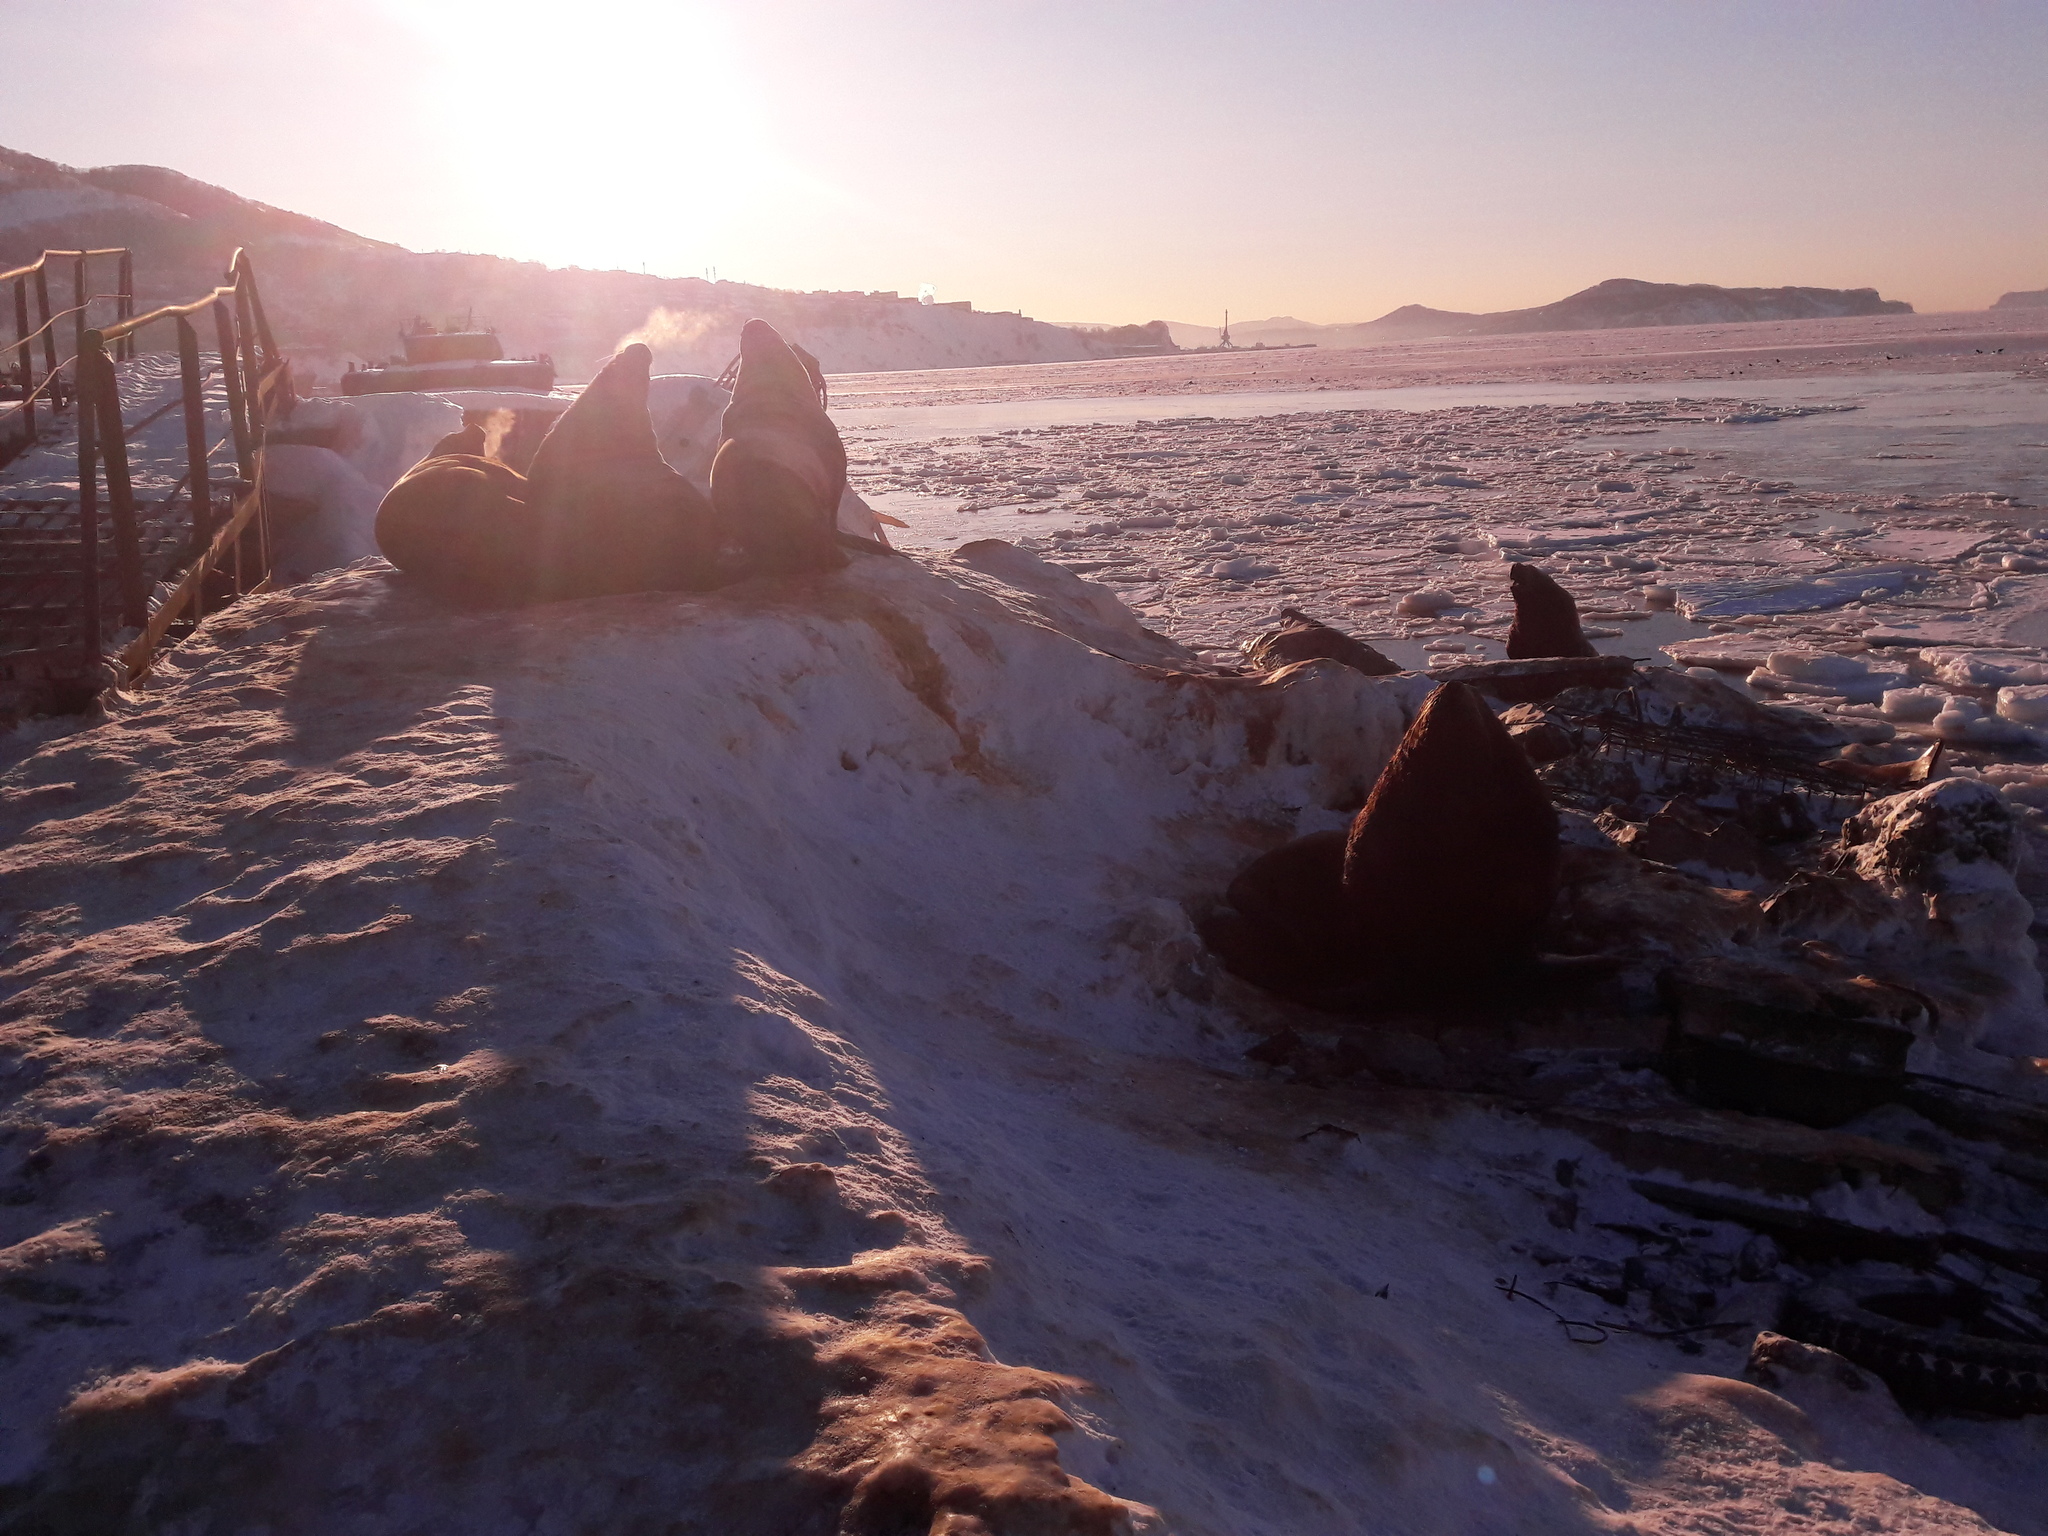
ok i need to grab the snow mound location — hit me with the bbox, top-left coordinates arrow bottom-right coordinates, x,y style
0,546 -> 1413,1530
6,546 -> 2037,1533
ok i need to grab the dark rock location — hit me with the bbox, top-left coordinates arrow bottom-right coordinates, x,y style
1435,654 -> 1635,704
1841,778 -> 2020,885
1610,796 -> 1786,881
1499,704 -> 1578,764
1661,955 -> 1931,1127
1732,790 -> 1818,846
1738,1234 -> 1783,1282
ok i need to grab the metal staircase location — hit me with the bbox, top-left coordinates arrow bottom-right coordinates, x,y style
1,248 -> 291,720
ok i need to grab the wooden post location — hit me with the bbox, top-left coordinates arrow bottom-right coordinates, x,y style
85,335 -> 147,630
76,349 -> 101,662
72,255 -> 86,362
13,277 -> 34,441
33,265 -> 55,376
117,251 -> 134,360
176,316 -> 213,554
213,300 -> 254,479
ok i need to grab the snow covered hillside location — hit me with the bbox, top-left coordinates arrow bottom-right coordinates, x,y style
3,548 -> 2043,1532
0,143 -> 1126,386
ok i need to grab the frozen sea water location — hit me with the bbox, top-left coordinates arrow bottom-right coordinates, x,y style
842,370 -> 2048,510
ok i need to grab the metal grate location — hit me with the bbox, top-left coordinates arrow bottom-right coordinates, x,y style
1553,685 -> 1871,812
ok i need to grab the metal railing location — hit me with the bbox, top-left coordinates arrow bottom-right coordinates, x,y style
1,248 -> 133,454
70,247 -> 291,678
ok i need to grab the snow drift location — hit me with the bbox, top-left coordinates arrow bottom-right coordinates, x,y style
5,547 -> 2043,1534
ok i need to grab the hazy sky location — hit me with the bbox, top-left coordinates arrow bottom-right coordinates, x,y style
5,1 -> 2045,322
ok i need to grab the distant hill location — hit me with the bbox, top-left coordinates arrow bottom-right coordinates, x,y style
1169,279 -> 1915,351
1458,277 -> 1912,334
1993,288 -> 2048,309
0,144 -> 1131,383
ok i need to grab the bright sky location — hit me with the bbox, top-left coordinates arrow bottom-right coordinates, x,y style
6,1 -> 2045,323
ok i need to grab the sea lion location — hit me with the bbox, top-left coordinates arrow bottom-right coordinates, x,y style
709,319 -> 849,577
1506,562 -> 1599,659
374,342 -> 723,605
1202,681 -> 1561,1003
521,342 -> 722,599
1343,681 -> 1561,980
1243,607 -> 1402,677
373,444 -> 542,603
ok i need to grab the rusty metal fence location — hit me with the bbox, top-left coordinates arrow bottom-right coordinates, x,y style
1,248 -> 291,714
1,248 -> 133,466
80,248 -> 291,676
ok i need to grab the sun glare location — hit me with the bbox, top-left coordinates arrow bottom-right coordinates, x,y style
377,0 -> 807,275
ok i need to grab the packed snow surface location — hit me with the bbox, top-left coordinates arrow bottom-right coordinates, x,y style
5,544 -> 2045,1532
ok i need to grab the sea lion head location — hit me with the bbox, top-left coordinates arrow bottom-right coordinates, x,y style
526,343 -> 664,499
1506,561 -> 1599,659
426,421 -> 488,460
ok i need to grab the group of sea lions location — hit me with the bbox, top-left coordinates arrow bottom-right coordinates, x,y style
373,319 -> 852,605
375,332 -> 1608,1008
1208,560 -> 1607,1005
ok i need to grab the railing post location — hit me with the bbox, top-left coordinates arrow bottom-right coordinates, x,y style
213,299 -> 254,479
12,277 -> 34,442
117,251 -> 134,361
72,254 -> 87,362
76,345 -> 101,664
176,316 -> 213,555
83,332 -> 147,630
232,277 -> 264,426
230,250 -> 279,368
33,265 -> 56,377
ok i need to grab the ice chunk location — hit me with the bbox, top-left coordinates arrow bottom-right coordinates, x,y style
1396,589 -> 1461,617
1854,529 -> 1996,562
1997,684 -> 2048,725
1679,564 -> 1925,620
1933,698 -> 1985,740
1750,650 -> 1909,704
1211,557 -> 1278,581
1767,650 -> 1872,686
1981,764 -> 2048,809
1928,650 -> 2048,689
1881,687 -> 1946,722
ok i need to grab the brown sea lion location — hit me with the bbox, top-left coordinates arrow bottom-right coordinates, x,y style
1243,607 -> 1403,677
1202,681 -> 1561,1003
373,446 -> 542,603
374,343 -> 722,605
1199,829 -> 1354,994
521,342 -> 722,599
1344,681 -> 1561,979
709,319 -> 849,577
1506,562 -> 1599,659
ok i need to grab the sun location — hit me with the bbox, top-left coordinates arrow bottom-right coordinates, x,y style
376,0 -> 801,275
